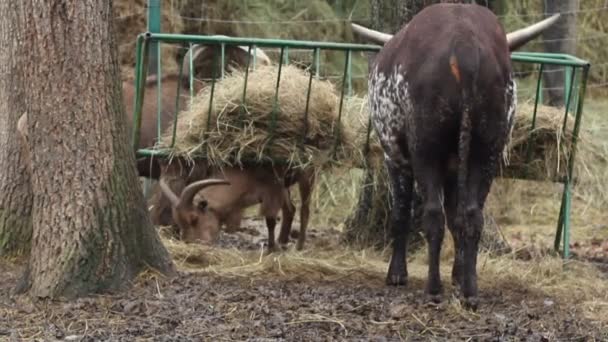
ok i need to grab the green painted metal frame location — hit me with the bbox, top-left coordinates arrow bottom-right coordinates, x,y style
129,32 -> 591,260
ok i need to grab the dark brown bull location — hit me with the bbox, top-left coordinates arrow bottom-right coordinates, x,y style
351,3 -> 559,309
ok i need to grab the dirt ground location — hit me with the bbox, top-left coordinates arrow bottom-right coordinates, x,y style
1,217 -> 607,341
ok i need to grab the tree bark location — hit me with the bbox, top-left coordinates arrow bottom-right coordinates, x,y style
0,0 -> 33,257
542,0 -> 578,106
13,0 -> 175,299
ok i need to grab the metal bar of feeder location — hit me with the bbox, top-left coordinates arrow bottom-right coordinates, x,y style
269,47 -> 286,142
561,67 -> 577,136
143,32 -> 382,52
238,45 -> 253,126
131,35 -> 150,151
301,48 -> 316,147
333,49 -> 351,158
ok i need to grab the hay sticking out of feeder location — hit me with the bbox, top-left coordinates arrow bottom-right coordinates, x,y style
157,64 -> 360,170
500,102 -> 601,184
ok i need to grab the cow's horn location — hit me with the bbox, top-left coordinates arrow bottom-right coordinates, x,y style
350,22 -> 393,44
181,44 -> 204,79
179,179 -> 231,208
506,13 -> 561,51
159,178 -> 181,208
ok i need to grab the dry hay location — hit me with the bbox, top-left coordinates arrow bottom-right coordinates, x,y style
341,95 -> 384,170
337,96 -> 604,190
499,102 -> 601,183
156,64 -> 362,171
113,0 -> 184,74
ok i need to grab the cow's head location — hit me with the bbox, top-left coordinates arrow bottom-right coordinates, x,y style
350,9 -> 561,52
180,38 -> 272,90
159,178 -> 231,244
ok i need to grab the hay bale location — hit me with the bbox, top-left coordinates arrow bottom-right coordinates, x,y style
337,97 -> 602,190
341,95 -> 384,170
113,0 -> 184,73
157,64 -> 359,170
500,102 -> 600,183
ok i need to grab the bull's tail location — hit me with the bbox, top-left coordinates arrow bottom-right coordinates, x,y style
453,43 -> 481,226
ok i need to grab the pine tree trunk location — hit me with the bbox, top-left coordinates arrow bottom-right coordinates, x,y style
0,0 -> 33,257
13,0 -> 175,299
542,0 -> 578,106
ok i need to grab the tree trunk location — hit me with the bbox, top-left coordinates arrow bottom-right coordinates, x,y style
542,0 -> 578,106
0,0 -> 33,257
13,0 -> 175,299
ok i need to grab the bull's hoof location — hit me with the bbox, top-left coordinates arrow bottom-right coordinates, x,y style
386,257 -> 408,286
426,293 -> 443,304
263,244 -> 277,256
295,240 -> 305,251
277,236 -> 290,246
462,296 -> 479,311
385,273 -> 408,286
425,283 -> 443,299
451,268 -> 463,288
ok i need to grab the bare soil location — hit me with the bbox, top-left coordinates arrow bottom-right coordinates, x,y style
1,219 -> 607,341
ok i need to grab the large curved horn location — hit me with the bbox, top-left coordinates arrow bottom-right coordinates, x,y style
179,178 -> 231,208
181,37 -> 272,78
234,45 -> 272,66
350,23 -> 393,45
159,178 -> 181,208
506,13 -> 561,51
181,44 -> 205,79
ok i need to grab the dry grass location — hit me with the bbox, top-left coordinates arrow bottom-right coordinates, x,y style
501,101 -> 606,185
156,64 -> 366,172
161,228 -> 608,325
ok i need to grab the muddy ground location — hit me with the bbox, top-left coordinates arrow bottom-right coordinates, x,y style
1,218 -> 607,341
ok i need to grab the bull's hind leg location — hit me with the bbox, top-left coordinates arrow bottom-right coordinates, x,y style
444,175 -> 463,288
411,156 -> 446,300
385,159 -> 414,286
458,144 -> 499,310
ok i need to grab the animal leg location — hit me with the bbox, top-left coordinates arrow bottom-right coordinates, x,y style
278,189 -> 295,247
444,175 -> 463,288
385,159 -> 414,286
458,145 -> 497,310
296,169 -> 315,251
224,208 -> 244,233
413,158 -> 446,300
265,216 -> 278,253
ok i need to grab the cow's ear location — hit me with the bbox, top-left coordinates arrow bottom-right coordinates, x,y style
197,200 -> 208,212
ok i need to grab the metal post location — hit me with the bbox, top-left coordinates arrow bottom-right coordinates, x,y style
147,0 -> 162,76
144,0 -> 162,199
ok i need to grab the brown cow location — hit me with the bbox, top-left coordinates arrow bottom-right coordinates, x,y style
351,3 -> 560,309
157,162 -> 315,251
